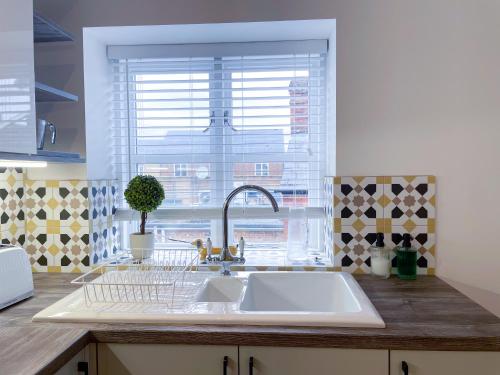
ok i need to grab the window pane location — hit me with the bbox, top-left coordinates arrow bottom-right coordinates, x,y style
146,219 -> 211,244
139,163 -> 212,207
113,53 -> 326,253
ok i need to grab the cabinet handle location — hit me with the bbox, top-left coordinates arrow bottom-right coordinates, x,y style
223,356 -> 228,375
249,356 -> 254,375
77,361 -> 89,375
401,361 -> 409,375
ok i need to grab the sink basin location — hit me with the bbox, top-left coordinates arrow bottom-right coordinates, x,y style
33,271 -> 385,328
195,276 -> 244,302
240,272 -> 360,313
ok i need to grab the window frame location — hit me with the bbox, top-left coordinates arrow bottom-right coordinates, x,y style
174,163 -> 188,177
115,52 -> 327,252
255,162 -> 270,177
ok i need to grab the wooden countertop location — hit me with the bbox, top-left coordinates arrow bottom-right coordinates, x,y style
1,273 -> 499,375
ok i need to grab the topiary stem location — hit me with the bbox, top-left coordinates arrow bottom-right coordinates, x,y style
140,211 -> 147,235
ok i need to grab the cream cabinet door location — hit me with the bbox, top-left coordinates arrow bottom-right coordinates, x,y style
98,343 -> 238,375
390,350 -> 500,375
240,346 -> 388,375
54,344 -> 96,375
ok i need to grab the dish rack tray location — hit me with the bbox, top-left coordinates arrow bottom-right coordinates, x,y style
72,248 -> 202,308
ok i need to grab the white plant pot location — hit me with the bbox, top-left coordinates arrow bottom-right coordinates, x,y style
129,232 -> 155,259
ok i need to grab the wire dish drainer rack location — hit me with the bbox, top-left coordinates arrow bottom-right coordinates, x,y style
72,248 -> 204,309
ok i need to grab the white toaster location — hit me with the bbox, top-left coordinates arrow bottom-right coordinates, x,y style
0,245 -> 34,309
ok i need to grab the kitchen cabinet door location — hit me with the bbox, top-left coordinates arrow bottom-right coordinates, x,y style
98,343 -> 238,375
54,344 -> 96,375
390,350 -> 500,375
240,346 -> 388,375
0,0 -> 37,154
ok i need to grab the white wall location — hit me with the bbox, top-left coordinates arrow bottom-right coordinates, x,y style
34,0 -> 500,313
26,164 -> 87,180
82,30 -> 114,180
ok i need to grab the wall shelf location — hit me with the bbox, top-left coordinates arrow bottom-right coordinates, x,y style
33,12 -> 74,43
35,81 -> 78,102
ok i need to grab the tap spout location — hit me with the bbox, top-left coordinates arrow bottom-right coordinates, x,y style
222,185 -> 279,261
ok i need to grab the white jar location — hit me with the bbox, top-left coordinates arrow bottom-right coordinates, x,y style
369,246 -> 391,279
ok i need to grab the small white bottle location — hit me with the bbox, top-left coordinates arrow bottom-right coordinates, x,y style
206,237 -> 213,258
238,236 -> 245,259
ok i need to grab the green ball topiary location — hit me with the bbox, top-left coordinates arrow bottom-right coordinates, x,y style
124,175 -> 165,234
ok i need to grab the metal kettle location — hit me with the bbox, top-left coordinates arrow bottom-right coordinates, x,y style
36,119 -> 57,150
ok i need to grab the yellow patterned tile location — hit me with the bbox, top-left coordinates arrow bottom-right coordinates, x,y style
429,195 -> 436,207
26,220 -> 37,233
334,244 -> 342,255
428,244 -> 436,256
333,195 -> 340,206
334,218 -> 342,233
427,267 -> 436,275
70,220 -> 82,233
428,175 -> 436,183
47,198 -> 59,210
403,176 -> 417,183
428,218 -> 436,233
376,218 -> 387,233
47,220 -> 61,234
402,219 -> 417,232
47,180 -> 59,188
8,222 -> 18,235
377,194 -> 391,208
6,175 -> 16,187
48,266 -> 61,273
352,176 -> 365,184
48,244 -> 60,256
333,176 -> 341,184
352,218 -> 366,232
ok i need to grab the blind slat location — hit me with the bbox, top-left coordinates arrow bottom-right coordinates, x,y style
113,51 -> 327,209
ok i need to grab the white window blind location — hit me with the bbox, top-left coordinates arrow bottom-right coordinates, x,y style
111,44 -> 327,249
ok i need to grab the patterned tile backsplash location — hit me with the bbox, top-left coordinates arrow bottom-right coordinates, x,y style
89,180 -> 120,265
1,168 -> 437,275
0,168 -> 25,248
0,168 -> 119,273
324,176 -> 436,275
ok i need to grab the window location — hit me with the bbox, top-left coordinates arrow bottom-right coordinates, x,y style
174,164 -> 188,177
255,163 -> 269,177
111,41 -> 327,251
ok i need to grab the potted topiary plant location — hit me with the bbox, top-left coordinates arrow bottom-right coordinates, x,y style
124,175 -> 165,259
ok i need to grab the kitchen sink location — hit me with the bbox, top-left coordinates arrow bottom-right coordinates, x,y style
195,276 -> 245,303
240,272 -> 360,313
33,271 -> 385,328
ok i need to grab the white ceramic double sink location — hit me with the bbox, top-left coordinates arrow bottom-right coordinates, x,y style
33,272 -> 385,328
